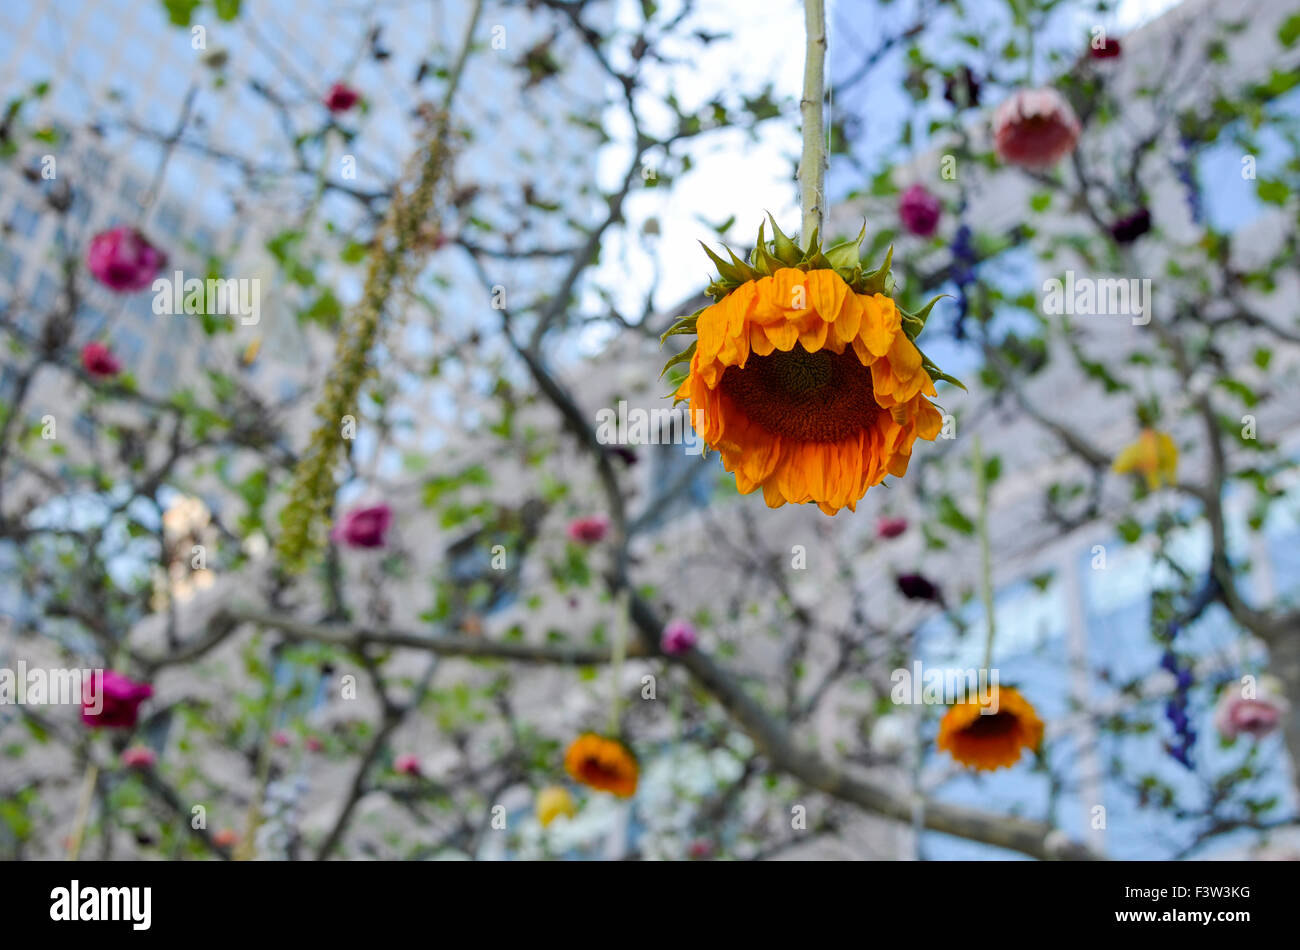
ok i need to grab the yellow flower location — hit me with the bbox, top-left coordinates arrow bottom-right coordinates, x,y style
535,785 -> 576,827
937,686 -> 1043,771
564,733 -> 638,798
1113,429 -> 1178,490
663,219 -> 958,515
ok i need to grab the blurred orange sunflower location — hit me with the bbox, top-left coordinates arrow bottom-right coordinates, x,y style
663,218 -> 960,515
937,686 -> 1043,771
564,733 -> 638,798
1113,428 -> 1178,490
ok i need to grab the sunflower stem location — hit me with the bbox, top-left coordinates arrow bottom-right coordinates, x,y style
974,434 -> 997,672
799,0 -> 828,243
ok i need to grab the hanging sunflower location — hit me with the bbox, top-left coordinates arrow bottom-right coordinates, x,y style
564,733 -> 639,798
936,686 -> 1043,771
662,217 -> 961,515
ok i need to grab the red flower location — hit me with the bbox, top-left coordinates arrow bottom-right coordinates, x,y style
324,82 -> 360,113
80,342 -> 122,378
1090,37 -> 1122,59
395,754 -> 422,776
566,515 -> 609,545
331,503 -> 393,549
660,619 -> 698,655
86,226 -> 166,293
82,671 -> 153,729
993,88 -> 1081,170
898,184 -> 942,237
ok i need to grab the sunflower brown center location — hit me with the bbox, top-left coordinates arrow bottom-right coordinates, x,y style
963,711 -> 1020,738
580,757 -> 617,782
720,345 -> 881,443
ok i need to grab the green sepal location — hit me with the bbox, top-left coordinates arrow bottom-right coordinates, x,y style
660,307 -> 704,344
659,340 -> 696,378
767,213 -> 802,266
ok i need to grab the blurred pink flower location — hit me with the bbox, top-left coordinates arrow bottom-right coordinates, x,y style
1214,690 -> 1285,740
566,515 -> 609,545
81,342 -> 122,378
332,503 -> 393,549
876,516 -> 908,539
661,619 -> 698,655
688,839 -> 713,859
121,746 -> 156,769
82,671 -> 153,729
993,87 -> 1081,169
395,754 -> 422,776
898,185 -> 941,237
324,82 -> 360,113
86,226 -> 166,292
305,736 -> 324,753
271,731 -> 291,748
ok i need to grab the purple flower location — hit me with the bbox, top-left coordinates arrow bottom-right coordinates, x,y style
660,619 -> 698,655
1108,207 -> 1151,244
331,503 -> 393,549
898,184 -> 942,237
86,226 -> 166,293
896,572 -> 943,605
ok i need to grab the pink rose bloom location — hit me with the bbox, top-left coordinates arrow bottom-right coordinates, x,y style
331,503 -> 393,549
395,754 -> 421,776
324,82 -> 360,113
993,87 -> 1081,170
566,515 -> 609,545
80,342 -> 122,378
877,516 -> 908,539
660,619 -> 698,656
1215,691 -> 1285,740
898,184 -> 941,237
86,226 -> 166,292
82,671 -> 153,729
271,731 -> 291,747
121,746 -> 156,769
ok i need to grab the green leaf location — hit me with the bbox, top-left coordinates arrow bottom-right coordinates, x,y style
161,0 -> 202,26
1279,13 -> 1300,46
214,0 -> 242,20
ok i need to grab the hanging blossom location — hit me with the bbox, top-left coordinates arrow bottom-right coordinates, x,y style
662,217 -> 960,515
938,686 -> 1043,771
992,88 -> 1081,170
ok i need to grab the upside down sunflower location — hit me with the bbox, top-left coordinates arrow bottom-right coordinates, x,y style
662,217 -> 962,514
937,686 -> 1043,771
564,733 -> 639,798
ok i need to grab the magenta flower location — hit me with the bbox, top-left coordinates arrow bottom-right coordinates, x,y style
395,754 -> 422,777
121,746 -> 157,770
80,342 -> 122,378
82,671 -> 153,729
687,839 -> 713,859
898,184 -> 941,237
566,515 -> 609,545
86,226 -> 166,293
324,82 -> 360,113
661,619 -> 698,656
305,736 -> 324,753
271,731 -> 291,748
1214,691 -> 1285,740
993,88 -> 1081,170
331,503 -> 393,549
876,516 -> 908,539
